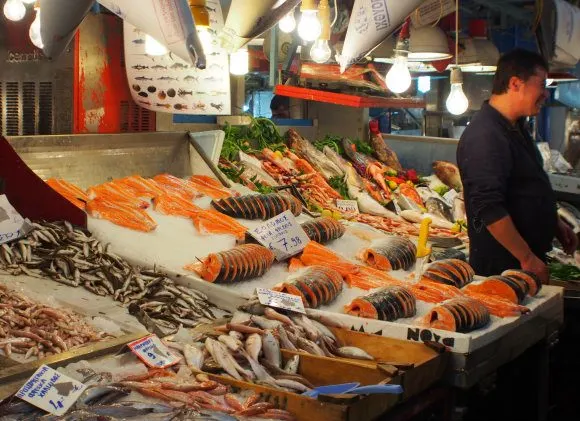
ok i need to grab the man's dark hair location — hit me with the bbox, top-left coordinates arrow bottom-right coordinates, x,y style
270,94 -> 289,111
491,49 -> 549,95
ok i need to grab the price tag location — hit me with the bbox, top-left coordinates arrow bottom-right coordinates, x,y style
128,334 -> 181,368
249,210 -> 309,261
336,199 -> 359,215
15,365 -> 86,416
257,288 -> 305,314
0,195 -> 30,245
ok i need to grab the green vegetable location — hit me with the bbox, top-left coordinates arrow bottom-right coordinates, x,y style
313,135 -> 344,155
328,176 -> 351,200
433,185 -> 450,197
219,164 -> 275,194
220,117 -> 286,161
549,262 -> 580,281
353,139 -> 373,156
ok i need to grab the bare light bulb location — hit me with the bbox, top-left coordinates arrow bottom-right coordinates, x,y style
310,39 -> 331,63
21,0 -> 35,4
279,11 -> 296,33
197,27 -> 213,54
386,55 -> 411,93
297,10 -> 321,42
3,0 -> 26,22
446,68 -> 469,115
29,8 -> 43,49
145,34 -> 168,56
230,48 -> 249,75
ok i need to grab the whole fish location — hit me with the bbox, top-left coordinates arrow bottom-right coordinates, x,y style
218,334 -> 243,352
336,346 -> 375,360
245,333 -> 262,360
205,338 -> 242,380
323,145 -> 347,169
400,209 -> 454,229
425,197 -> 454,222
76,385 -> 131,408
305,310 -> 347,328
284,355 -> 300,374
276,326 -> 297,350
433,161 -> 463,192
241,351 -> 276,384
264,307 -> 293,325
183,343 -> 204,370
370,131 -> 402,171
274,378 -> 311,392
292,315 -> 320,341
229,330 -> 244,341
309,319 -> 337,342
287,129 -> 343,179
297,337 -> 325,356
453,194 -> 466,222
261,330 -> 282,368
251,315 -> 282,330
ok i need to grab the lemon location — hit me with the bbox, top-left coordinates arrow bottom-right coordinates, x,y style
274,150 -> 283,159
321,209 -> 333,218
332,210 -> 342,220
451,223 -> 461,233
388,180 -> 398,190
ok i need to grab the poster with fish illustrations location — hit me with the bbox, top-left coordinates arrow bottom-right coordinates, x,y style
123,1 -> 231,115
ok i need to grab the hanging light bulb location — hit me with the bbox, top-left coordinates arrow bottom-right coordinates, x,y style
29,4 -> 43,49
446,67 -> 469,115
386,54 -> 411,93
230,48 -> 249,75
145,34 -> 168,56
310,0 -> 331,63
418,76 -> 431,93
279,10 -> 296,33
21,0 -> 36,4
3,0 -> 26,22
190,0 -> 213,54
297,0 -> 321,42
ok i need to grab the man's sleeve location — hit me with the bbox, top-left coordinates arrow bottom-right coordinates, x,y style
457,129 -> 512,226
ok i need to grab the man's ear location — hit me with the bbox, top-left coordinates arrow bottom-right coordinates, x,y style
508,76 -> 521,93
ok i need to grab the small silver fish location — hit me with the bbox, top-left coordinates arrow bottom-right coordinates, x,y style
274,378 -> 310,392
218,334 -> 243,352
245,333 -> 262,360
336,346 -> 374,361
251,315 -> 281,330
284,355 -> 300,374
261,330 -> 281,368
183,343 -> 204,370
205,338 -> 242,380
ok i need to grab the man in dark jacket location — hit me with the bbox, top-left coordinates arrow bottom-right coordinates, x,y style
457,49 -> 577,282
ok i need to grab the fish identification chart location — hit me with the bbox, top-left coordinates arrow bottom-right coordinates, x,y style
124,0 -> 231,115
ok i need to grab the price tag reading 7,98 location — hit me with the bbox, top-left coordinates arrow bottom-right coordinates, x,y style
249,210 -> 310,261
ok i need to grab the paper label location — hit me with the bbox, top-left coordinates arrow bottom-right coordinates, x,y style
16,365 -> 86,416
336,199 -> 359,215
249,210 -> 309,261
0,195 -> 28,245
128,334 -> 181,368
257,288 -> 305,314
442,189 -> 458,206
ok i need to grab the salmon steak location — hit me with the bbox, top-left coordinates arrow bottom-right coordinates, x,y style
501,269 -> 542,297
211,193 -> 302,220
465,275 -> 528,304
358,236 -> 417,271
421,297 -> 490,332
300,217 -> 345,244
272,266 -> 343,308
422,259 -> 475,288
184,244 -> 275,283
344,286 -> 416,321
46,178 -> 88,210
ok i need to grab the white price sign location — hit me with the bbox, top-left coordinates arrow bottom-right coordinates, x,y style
257,288 -> 305,314
336,199 -> 359,214
128,334 -> 181,368
16,365 -> 86,416
249,210 -> 309,261
0,195 -> 30,245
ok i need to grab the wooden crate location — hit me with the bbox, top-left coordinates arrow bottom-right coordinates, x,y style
205,330 -> 447,421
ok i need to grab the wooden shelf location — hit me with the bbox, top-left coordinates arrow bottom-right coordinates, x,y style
274,85 -> 426,109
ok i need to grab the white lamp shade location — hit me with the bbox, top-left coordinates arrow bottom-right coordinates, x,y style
461,38 -> 499,72
407,25 -> 452,62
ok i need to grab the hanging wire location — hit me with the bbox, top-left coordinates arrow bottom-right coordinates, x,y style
331,0 -> 339,28
455,0 -> 459,64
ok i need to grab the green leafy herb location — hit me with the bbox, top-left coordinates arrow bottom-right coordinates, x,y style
314,135 -> 344,155
249,175 -> 275,194
218,164 -> 244,184
220,117 -> 286,161
353,139 -> 374,156
328,176 -> 351,200
549,262 -> 580,281
433,185 -> 450,197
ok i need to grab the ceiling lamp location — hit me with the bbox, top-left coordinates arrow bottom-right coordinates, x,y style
385,19 -> 412,93
446,0 -> 468,115
3,0 -> 26,22
310,0 -> 332,63
407,25 -> 452,62
297,0 -> 321,42
461,19 -> 500,73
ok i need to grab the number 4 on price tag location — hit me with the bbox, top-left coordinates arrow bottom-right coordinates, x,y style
128,334 -> 181,368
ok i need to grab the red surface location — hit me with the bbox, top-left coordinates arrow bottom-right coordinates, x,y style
469,19 -> 488,38
0,137 -> 86,227
274,85 -> 426,108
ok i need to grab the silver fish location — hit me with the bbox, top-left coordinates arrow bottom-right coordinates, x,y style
218,334 -> 243,352
228,330 -> 244,341
276,326 -> 297,350
261,330 -> 281,368
425,197 -> 454,222
292,315 -> 320,341
251,315 -> 281,330
245,333 -> 262,360
297,337 -> 325,356
284,355 -> 300,374
75,385 -> 131,408
287,129 -> 343,179
205,337 -> 242,380
241,351 -> 276,384
309,319 -> 337,342
336,346 -> 374,361
183,343 -> 204,371
230,311 -> 252,324
274,378 -> 311,392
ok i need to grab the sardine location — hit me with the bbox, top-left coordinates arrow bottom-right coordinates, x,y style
261,330 -> 282,368
284,355 -> 300,374
245,333 -> 262,360
336,346 -> 374,360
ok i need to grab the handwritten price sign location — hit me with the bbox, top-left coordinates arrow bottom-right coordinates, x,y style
257,288 -> 305,314
0,195 -> 29,245
250,210 -> 310,261
128,334 -> 181,368
16,365 -> 86,416
336,199 -> 359,215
